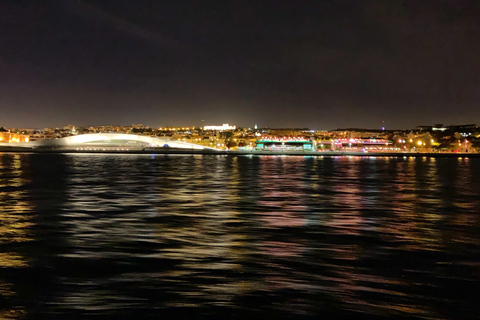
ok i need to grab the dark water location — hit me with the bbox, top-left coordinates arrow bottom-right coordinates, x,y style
0,153 -> 479,319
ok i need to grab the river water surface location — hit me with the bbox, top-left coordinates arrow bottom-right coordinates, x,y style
0,153 -> 479,319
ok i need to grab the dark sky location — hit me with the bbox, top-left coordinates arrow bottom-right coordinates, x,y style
1,0 -> 480,129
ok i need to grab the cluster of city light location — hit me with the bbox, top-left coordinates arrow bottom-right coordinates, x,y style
396,139 -> 436,146
336,138 -> 387,143
158,127 -> 195,131
259,136 -> 308,141
334,138 -> 389,144
363,147 -> 399,151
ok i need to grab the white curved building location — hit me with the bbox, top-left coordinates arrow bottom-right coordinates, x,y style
1,133 -> 218,151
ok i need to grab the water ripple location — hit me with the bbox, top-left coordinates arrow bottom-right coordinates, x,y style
0,154 -> 479,319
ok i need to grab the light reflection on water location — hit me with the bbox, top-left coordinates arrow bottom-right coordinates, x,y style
0,153 -> 479,319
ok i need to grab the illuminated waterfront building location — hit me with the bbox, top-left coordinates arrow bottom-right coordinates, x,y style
334,138 -> 396,151
255,137 -> 313,151
0,132 -> 29,143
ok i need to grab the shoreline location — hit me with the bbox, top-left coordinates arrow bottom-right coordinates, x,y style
0,146 -> 478,157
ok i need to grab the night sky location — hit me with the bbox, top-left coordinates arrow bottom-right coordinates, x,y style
1,0 -> 480,129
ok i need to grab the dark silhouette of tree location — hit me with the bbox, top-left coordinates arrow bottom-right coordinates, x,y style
223,131 -> 233,147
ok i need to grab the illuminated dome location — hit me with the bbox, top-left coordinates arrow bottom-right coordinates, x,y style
26,133 -> 217,151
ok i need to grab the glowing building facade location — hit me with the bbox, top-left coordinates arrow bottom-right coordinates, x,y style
203,124 -> 236,131
0,132 -> 29,143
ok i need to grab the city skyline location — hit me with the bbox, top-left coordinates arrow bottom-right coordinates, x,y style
2,1 -> 480,129
2,121 -> 478,132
